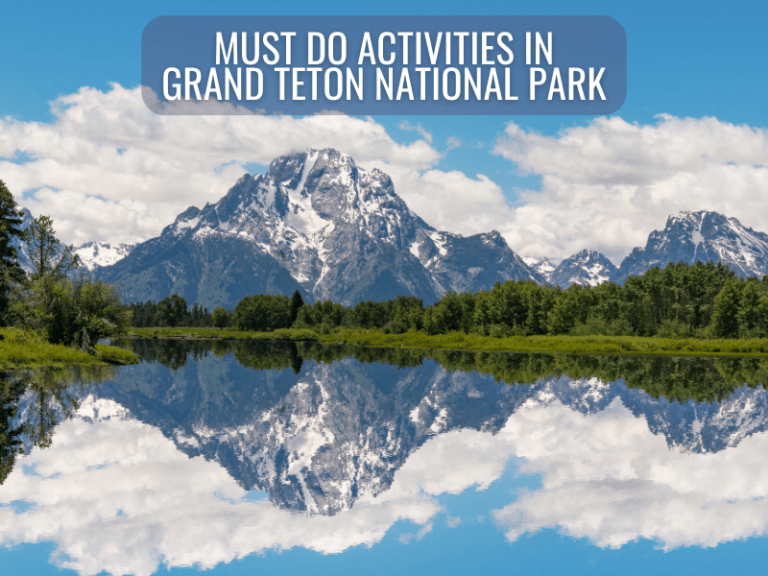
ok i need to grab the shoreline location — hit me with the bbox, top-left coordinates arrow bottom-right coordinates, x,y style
0,327 -> 139,369
124,327 -> 768,358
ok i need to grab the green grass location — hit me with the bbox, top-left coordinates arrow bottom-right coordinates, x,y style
128,327 -> 320,341
0,327 -> 139,369
320,330 -> 768,357
126,326 -> 768,358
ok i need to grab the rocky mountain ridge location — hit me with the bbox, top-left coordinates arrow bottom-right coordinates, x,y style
74,242 -> 136,271
96,149 -> 541,307
614,210 -> 768,284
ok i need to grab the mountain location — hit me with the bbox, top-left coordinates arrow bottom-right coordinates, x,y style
549,249 -> 617,288
419,230 -> 545,293
616,210 -> 768,284
97,149 -> 540,307
523,256 -> 556,282
74,242 -> 136,272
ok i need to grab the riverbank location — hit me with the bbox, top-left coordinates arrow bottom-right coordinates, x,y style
0,327 -> 139,369
125,327 -> 768,358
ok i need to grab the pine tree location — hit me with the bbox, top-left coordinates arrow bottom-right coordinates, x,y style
0,180 -> 25,324
290,290 -> 304,325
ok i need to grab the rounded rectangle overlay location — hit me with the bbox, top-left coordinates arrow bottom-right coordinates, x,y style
142,15 -> 626,116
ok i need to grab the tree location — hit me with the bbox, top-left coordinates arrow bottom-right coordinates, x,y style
14,214 -> 128,350
155,294 -> 189,327
233,294 -> 292,331
712,279 -> 741,338
16,275 -> 130,350
0,180 -> 25,324
25,215 -> 78,281
290,290 -> 304,325
212,306 -> 230,328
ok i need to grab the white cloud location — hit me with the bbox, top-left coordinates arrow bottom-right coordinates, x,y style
399,521 -> 433,544
398,120 -> 433,143
494,115 -> 768,262
368,165 -> 515,236
445,136 -> 461,150
492,394 -> 768,549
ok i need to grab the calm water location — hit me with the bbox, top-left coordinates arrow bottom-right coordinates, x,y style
3,341 -> 768,575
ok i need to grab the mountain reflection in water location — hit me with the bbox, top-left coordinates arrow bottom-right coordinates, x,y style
2,340 -> 768,574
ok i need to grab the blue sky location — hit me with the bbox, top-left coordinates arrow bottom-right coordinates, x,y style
1,0 -> 767,261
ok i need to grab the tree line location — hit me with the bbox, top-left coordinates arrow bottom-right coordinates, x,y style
131,258 -> 768,339
0,180 -> 129,352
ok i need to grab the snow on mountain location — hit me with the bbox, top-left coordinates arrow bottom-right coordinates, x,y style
616,210 -> 768,284
98,149 -> 539,307
74,242 -> 135,271
523,256 -> 557,282
549,249 -> 617,288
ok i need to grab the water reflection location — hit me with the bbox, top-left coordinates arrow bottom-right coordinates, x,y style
3,341 -> 768,574
0,366 -> 115,484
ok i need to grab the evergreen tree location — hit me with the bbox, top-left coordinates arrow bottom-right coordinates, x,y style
0,180 -> 25,324
712,279 -> 741,338
290,290 -> 304,325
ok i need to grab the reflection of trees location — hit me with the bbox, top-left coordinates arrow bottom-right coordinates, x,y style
0,373 -> 26,484
116,338 -> 212,370
0,366 -> 114,484
429,351 -> 768,403
118,338 -> 768,404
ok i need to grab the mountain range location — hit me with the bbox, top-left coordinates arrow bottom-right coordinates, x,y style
16,148 -> 768,306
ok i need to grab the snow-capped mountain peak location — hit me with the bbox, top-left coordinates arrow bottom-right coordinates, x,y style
549,249 -> 617,288
99,148 -> 540,307
616,210 -> 768,283
522,256 -> 557,282
74,242 -> 136,271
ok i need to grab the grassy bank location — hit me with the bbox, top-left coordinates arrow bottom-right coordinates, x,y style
128,327 -> 320,341
126,326 -> 768,358
0,327 -> 139,369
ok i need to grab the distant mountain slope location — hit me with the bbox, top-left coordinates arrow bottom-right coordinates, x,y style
615,211 -> 768,284
550,249 -> 617,288
97,149 -> 540,307
522,256 -> 556,283
74,242 -> 136,272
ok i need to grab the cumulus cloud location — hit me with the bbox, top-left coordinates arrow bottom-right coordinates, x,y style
492,396 -> 768,549
494,115 -> 768,261
375,166 -> 515,237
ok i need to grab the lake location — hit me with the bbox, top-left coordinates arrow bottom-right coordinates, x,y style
3,340 -> 768,575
